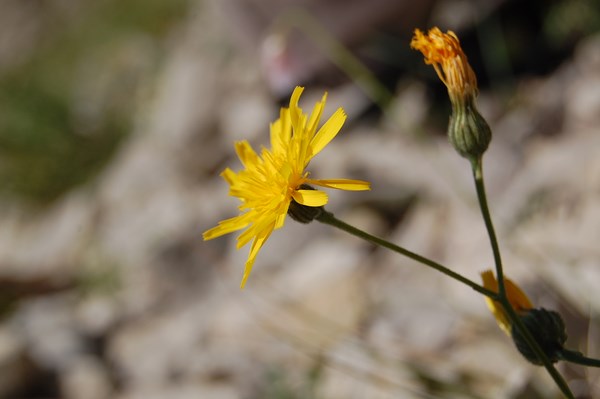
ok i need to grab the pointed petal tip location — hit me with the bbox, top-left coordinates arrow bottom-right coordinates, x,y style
202,227 -> 222,241
308,179 -> 371,191
239,257 -> 255,289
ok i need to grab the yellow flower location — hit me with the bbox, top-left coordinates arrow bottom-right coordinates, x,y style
410,27 -> 478,105
203,87 -> 371,288
481,270 -> 534,335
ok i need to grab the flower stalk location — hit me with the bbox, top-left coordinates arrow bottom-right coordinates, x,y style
316,210 -> 496,298
558,349 -> 600,368
474,162 -> 573,398
471,157 -> 506,298
411,26 -> 577,397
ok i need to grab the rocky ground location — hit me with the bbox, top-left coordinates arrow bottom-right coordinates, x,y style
0,0 -> 599,398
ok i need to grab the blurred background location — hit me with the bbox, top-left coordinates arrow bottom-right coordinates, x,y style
1,0 -> 600,398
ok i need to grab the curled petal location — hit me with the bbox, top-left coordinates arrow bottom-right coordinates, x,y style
292,189 -> 328,207
411,27 -> 477,100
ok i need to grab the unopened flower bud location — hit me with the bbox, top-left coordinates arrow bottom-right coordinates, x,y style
448,100 -> 492,160
511,308 -> 567,365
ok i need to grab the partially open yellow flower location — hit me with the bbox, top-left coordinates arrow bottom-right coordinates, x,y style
410,27 -> 477,105
204,87 -> 371,288
411,27 -> 491,160
481,270 -> 534,335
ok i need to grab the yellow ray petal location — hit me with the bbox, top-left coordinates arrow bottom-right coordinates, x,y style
236,212 -> 276,249
220,168 -> 237,185
310,108 -> 346,158
505,278 -> 534,312
270,119 -> 284,154
203,214 -> 251,240
274,204 -> 289,229
481,270 -> 534,335
235,141 -> 260,168
306,93 -> 327,135
289,86 -> 305,129
292,189 -> 328,207
240,227 -> 273,288
309,178 -> 371,191
481,270 -> 510,334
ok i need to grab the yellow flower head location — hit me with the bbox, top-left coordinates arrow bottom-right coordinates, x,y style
481,270 -> 534,335
410,27 -> 478,105
203,87 -> 371,288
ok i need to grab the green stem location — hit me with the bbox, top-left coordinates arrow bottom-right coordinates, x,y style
559,349 -> 600,368
316,210 -> 496,298
471,156 -> 506,297
470,157 -> 574,398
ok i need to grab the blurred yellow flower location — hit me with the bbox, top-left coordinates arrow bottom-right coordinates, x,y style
203,86 -> 370,288
481,270 -> 534,335
410,27 -> 478,105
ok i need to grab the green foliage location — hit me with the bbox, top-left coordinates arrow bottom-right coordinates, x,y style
545,0 -> 600,46
0,75 -> 126,202
0,0 -> 188,204
262,361 -> 323,399
76,262 -> 122,298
